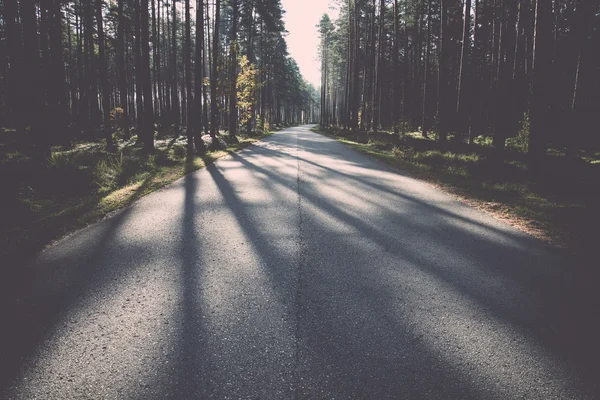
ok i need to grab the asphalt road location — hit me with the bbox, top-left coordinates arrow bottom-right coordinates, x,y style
1,125 -> 598,399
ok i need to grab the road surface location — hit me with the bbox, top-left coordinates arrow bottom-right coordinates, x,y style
2,125 -> 598,399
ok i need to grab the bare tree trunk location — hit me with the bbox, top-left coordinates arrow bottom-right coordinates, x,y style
372,0 -> 385,132
343,0 -> 352,131
210,0 -> 222,147
163,0 -> 172,120
566,0 -> 589,158
135,0 -> 144,131
3,0 -> 23,131
492,0 -> 507,153
77,1 -> 85,124
172,0 -> 180,130
229,0 -> 239,142
364,0 -> 376,131
49,0 -> 68,135
117,0 -> 130,138
97,0 -> 114,151
422,0 -> 432,138
181,14 -> 187,125
457,0 -> 472,136
393,0 -> 400,134
438,0 -> 449,143
193,0 -> 207,153
529,0 -> 552,175
83,0 -> 95,129
152,0 -> 160,117
67,2 -> 79,126
141,0 -> 155,153
411,0 -> 423,130
185,0 -> 194,150
470,0 -> 482,143
22,0 -> 50,158
320,27 -> 327,128
245,1 -> 256,136
401,0 -> 409,135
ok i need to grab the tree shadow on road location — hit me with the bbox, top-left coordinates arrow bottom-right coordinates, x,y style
226,136 -> 600,398
3,128 -> 598,398
0,176 -> 160,394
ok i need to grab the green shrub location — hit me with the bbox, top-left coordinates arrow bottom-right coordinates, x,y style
414,150 -> 445,165
110,107 -> 124,125
507,113 -> 529,152
1,151 -> 28,165
473,135 -> 493,147
47,151 -> 77,169
94,153 -> 125,193
391,146 -> 404,158
172,145 -> 187,160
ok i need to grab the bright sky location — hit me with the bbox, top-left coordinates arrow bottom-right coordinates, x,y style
281,0 -> 339,88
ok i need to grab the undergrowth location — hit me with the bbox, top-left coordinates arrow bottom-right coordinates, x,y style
0,128 -> 279,267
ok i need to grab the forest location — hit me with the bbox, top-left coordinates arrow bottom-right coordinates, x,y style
1,0 -> 319,154
317,0 -> 600,258
319,0 -> 600,161
0,0 -> 318,264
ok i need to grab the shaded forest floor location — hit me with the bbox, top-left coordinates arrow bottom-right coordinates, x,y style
315,126 -> 600,265
0,127 -> 281,276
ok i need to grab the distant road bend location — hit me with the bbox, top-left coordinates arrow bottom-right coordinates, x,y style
2,125 -> 598,399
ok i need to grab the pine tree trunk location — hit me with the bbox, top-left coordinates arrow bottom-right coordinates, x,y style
83,0 -> 94,128
203,1 -> 211,135
438,0 -> 449,143
135,0 -> 144,132
50,0 -> 68,135
566,0 -> 589,158
152,0 -> 160,116
422,0 -> 432,138
141,0 -> 155,153
245,2 -> 256,136
22,0 -> 50,158
181,17 -> 187,125
3,0 -> 22,130
411,1 -> 423,131
67,2 -> 79,126
320,33 -> 327,128
457,0 -> 471,135
185,0 -> 194,150
470,0 -> 482,143
172,0 -> 180,129
492,0 -> 507,153
401,0 -> 409,135
210,0 -> 222,146
374,0 -> 385,132
529,0 -> 552,175
393,0 -> 400,134
117,0 -> 130,138
97,0 -> 114,151
229,0 -> 239,142
364,0 -> 376,131
193,0 -> 207,153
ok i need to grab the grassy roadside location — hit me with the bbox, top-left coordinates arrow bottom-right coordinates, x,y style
0,128 -> 280,267
312,126 -> 599,261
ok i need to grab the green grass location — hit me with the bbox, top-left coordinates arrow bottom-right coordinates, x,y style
0,128 -> 279,265
313,126 -> 599,259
